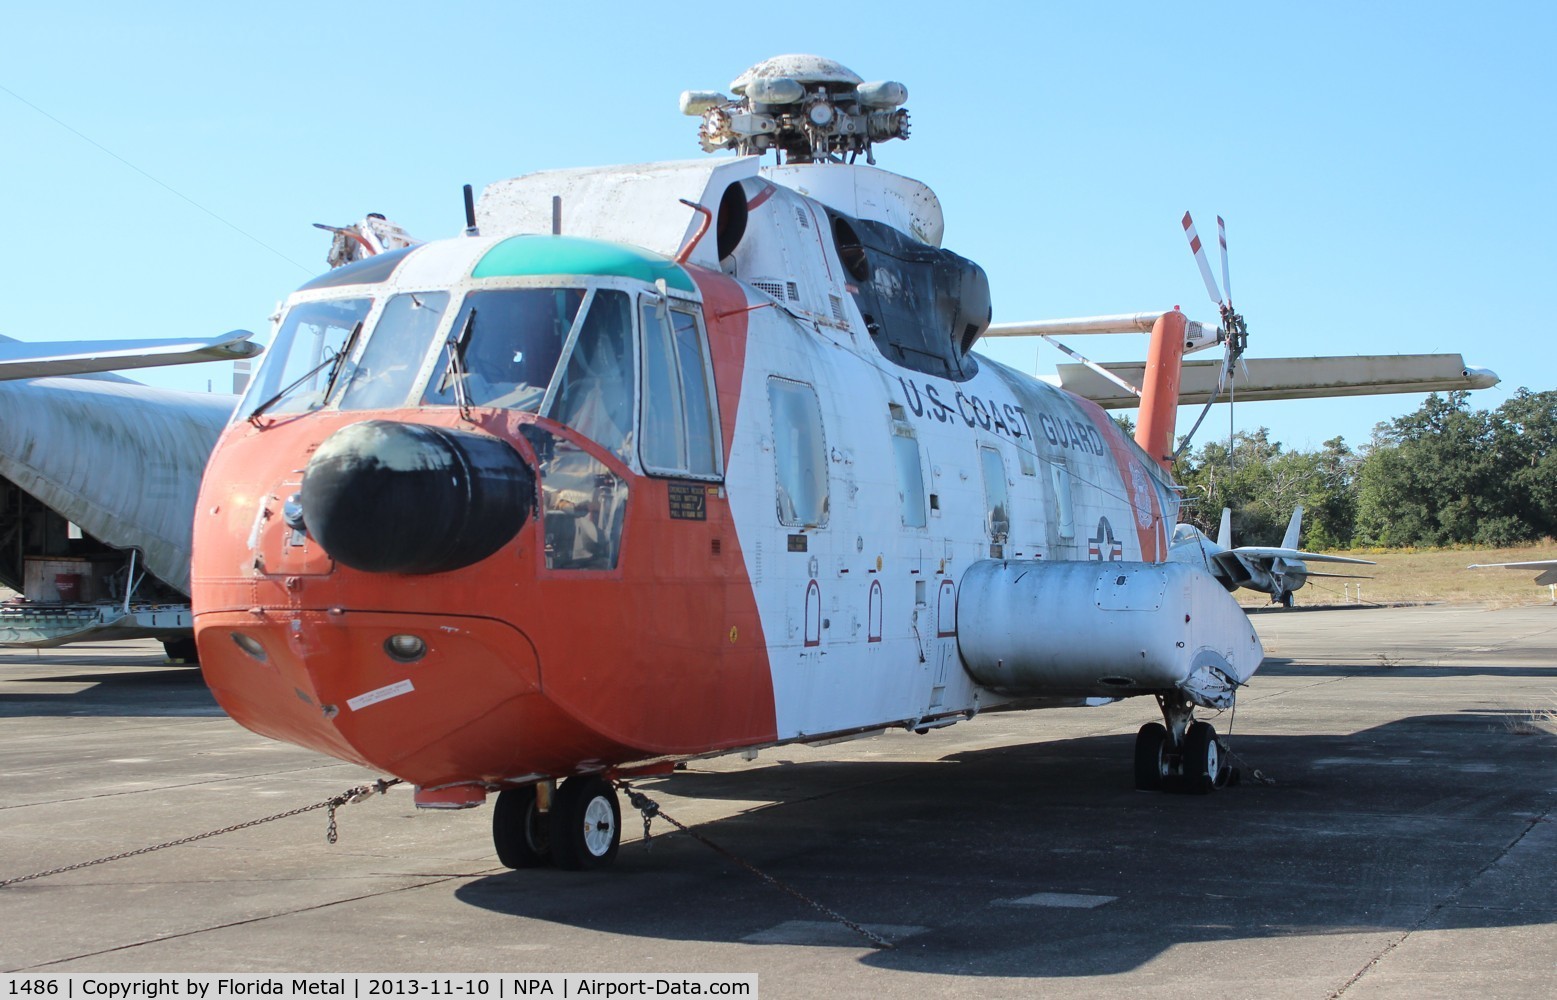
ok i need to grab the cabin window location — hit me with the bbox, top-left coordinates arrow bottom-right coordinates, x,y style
522,425 -> 628,571
638,300 -> 720,478
336,292 -> 450,411
769,378 -> 829,527
423,288 -> 585,411
237,296 -> 373,420
1052,464 -> 1076,540
1016,441 -> 1037,476
980,446 -> 1010,543
892,431 -> 927,528
546,290 -> 635,461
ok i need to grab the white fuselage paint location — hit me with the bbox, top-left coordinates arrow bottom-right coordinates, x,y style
714,177 -> 1195,741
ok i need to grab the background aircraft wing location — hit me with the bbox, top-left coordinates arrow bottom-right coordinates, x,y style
0,331 -> 260,381
1234,547 -> 1376,565
1047,354 -> 1498,409
1469,561 -> 1557,586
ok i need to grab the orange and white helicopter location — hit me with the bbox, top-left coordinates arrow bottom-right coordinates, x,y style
190,55 -> 1497,870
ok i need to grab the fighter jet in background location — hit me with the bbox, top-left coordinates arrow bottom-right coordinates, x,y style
1170,505 -> 1374,607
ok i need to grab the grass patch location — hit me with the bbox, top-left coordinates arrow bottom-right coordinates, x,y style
1502,704 -> 1557,736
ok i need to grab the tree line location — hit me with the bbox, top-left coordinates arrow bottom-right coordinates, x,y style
1164,388 -> 1557,550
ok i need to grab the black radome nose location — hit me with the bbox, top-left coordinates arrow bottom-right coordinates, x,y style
301,420 -> 535,574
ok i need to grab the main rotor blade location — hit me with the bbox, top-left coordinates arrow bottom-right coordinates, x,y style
1217,215 -> 1232,308
1182,212 -> 1223,306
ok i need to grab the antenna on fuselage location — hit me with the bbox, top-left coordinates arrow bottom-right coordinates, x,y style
463,184 -> 479,237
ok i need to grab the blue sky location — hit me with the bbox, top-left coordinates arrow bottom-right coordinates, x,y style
2,2 -> 1551,453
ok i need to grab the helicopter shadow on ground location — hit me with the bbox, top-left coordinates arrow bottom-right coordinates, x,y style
455,713 -> 1557,978
1255,655 -> 1557,680
0,657 -> 218,718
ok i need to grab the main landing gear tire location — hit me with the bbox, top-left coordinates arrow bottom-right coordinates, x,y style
1183,721 -> 1223,795
492,785 -> 552,869
550,776 -> 622,871
1134,722 -> 1168,791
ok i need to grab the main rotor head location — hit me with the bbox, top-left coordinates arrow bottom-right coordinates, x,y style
681,54 -> 910,164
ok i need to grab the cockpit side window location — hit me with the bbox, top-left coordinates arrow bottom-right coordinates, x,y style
639,299 -> 721,479
547,289 -> 634,461
522,424 -> 629,572
640,301 -> 687,472
236,296 -> 372,421
671,309 -> 719,476
336,291 -> 450,411
423,288 -> 584,411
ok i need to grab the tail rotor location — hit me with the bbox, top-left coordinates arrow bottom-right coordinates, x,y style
1173,212 -> 1252,463
1181,211 -> 1249,385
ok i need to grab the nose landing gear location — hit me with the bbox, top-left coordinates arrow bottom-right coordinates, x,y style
492,776 -> 623,870
1134,695 -> 1233,793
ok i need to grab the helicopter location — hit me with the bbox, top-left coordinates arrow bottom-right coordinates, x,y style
189,55 -> 1496,870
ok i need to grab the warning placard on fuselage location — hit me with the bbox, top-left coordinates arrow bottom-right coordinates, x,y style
668,482 -> 708,521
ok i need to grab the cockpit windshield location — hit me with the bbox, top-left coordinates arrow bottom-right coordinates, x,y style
424,288 -> 585,411
236,296 -> 372,420
239,279 -> 708,483
336,291 -> 450,411
547,290 -> 634,460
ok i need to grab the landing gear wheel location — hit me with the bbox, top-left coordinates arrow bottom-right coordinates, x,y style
550,776 -> 621,870
492,785 -> 552,869
1183,721 -> 1222,795
1134,722 -> 1168,790
1279,592 -> 1294,609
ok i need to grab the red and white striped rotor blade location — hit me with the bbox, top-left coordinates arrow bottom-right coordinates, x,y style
1182,211 -> 1223,306
1217,215 -> 1232,307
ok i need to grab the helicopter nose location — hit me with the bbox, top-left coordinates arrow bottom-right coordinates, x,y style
301,420 -> 535,575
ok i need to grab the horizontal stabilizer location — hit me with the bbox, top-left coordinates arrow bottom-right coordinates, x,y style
1047,354 -> 1499,409
0,331 -> 261,382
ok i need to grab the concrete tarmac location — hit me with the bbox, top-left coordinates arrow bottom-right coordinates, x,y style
2,604 -> 1555,998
